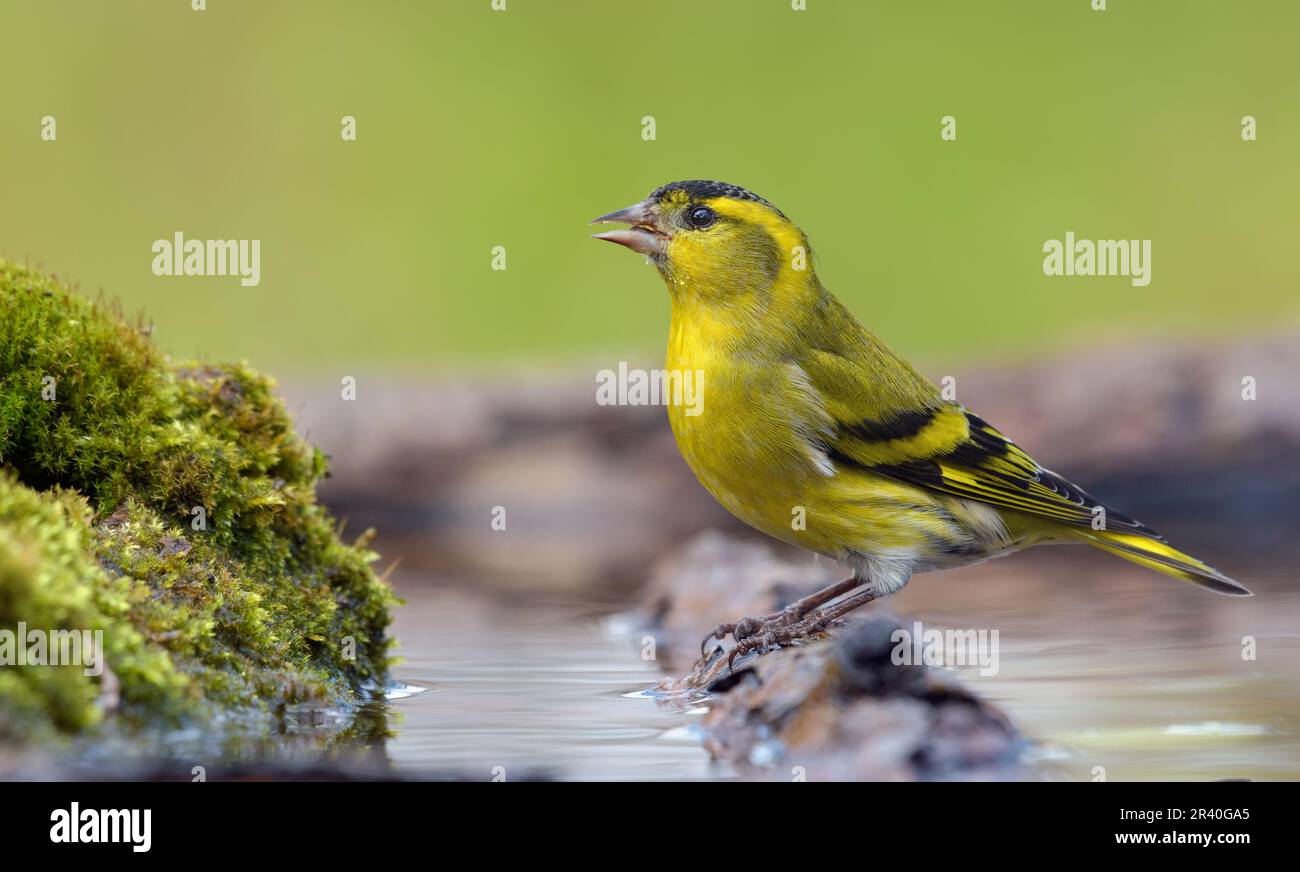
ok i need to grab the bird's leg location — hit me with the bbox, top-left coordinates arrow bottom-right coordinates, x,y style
726,585 -> 881,671
700,575 -> 864,654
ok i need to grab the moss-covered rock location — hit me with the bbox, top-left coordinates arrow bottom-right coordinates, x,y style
0,259 -> 395,741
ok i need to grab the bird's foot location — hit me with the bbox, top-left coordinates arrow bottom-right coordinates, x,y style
698,576 -> 867,656
699,604 -> 806,655
683,582 -> 877,687
724,612 -> 834,671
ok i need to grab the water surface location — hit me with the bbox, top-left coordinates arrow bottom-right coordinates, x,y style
385,585 -> 722,780
384,552 -> 1298,781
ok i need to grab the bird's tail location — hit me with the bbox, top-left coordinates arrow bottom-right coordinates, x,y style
1072,529 -> 1252,596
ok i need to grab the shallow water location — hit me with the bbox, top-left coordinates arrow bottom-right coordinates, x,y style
384,585 -> 725,781
384,550 -> 1299,781
889,554 -> 1300,781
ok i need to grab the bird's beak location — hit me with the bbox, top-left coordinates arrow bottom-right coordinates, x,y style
590,200 -> 668,257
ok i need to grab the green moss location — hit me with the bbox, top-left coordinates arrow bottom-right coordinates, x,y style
0,260 -> 395,740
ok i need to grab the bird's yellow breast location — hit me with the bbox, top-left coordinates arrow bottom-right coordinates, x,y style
665,306 -> 841,555
664,299 -> 980,563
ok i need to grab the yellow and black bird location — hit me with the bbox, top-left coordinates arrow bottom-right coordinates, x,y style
593,180 -> 1250,665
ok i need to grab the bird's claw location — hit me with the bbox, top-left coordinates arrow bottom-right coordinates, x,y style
726,630 -> 775,672
700,609 -> 799,654
725,614 -> 833,672
700,622 -> 736,655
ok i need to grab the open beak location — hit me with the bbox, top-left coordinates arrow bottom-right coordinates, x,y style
590,200 -> 668,257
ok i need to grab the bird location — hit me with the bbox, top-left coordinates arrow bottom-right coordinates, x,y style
592,179 -> 1251,669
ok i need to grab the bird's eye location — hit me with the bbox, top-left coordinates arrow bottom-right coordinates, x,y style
688,206 -> 716,229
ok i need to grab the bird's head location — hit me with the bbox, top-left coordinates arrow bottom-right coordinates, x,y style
592,180 -> 813,299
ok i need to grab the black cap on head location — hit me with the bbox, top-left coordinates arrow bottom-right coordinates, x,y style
650,180 -> 787,219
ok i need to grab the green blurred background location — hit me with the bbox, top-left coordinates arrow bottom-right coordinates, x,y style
1,0 -> 1296,376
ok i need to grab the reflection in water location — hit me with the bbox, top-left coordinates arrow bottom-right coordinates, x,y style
384,547 -> 1298,781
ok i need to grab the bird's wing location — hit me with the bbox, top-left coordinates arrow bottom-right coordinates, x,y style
799,348 -> 1157,536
